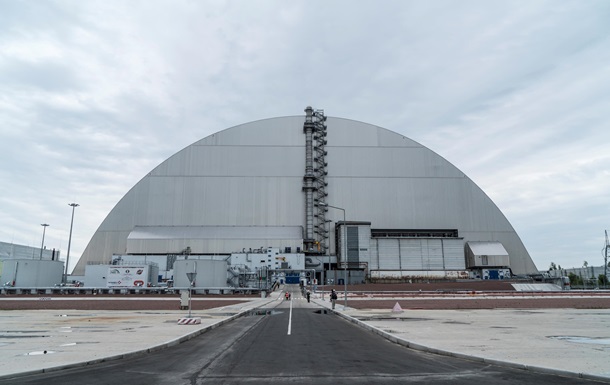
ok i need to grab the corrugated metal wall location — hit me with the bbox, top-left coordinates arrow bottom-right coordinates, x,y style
173,259 -> 228,288
76,116 -> 536,275
369,239 -> 379,270
443,239 -> 467,270
0,242 -> 60,260
367,238 -> 466,271
378,239 -> 400,270
346,226 -> 359,266
400,239 -> 421,270
0,260 -> 64,287
423,239 -> 444,270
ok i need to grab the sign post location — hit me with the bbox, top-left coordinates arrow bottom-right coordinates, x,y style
186,272 -> 197,318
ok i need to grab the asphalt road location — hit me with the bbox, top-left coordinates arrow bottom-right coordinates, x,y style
1,288 -> 604,385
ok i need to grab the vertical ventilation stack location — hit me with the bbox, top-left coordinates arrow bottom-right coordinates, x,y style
302,106 -> 329,253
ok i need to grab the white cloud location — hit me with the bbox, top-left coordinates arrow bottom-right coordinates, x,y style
1,0 -> 609,273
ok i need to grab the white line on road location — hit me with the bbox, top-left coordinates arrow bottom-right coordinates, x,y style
287,298 -> 293,335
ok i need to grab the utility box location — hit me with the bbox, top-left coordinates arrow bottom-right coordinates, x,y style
180,289 -> 189,310
0,259 -> 63,287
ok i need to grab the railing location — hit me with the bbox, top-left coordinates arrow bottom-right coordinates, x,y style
0,286 -> 267,296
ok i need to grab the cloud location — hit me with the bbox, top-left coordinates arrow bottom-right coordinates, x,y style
1,0 -> 609,272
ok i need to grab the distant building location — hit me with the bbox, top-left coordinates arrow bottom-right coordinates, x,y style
0,241 -> 61,262
548,265 -> 608,280
75,107 -> 538,283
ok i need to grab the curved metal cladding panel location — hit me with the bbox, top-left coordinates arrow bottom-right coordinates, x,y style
74,115 -> 537,275
173,259 -> 227,288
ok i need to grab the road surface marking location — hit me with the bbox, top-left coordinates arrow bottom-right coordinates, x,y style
287,298 -> 293,335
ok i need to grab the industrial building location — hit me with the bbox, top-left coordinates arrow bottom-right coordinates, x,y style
0,241 -> 65,288
0,259 -> 64,288
0,241 -> 61,262
73,107 -> 538,288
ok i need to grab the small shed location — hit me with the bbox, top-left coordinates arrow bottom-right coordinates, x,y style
465,241 -> 510,268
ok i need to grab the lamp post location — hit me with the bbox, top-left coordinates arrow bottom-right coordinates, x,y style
39,224 -> 49,260
318,203 -> 347,309
322,219 -> 332,300
65,203 -> 79,283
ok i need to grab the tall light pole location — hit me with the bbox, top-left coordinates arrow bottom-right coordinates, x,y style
65,203 -> 79,283
318,203 -> 347,309
39,223 -> 49,260
322,219 -> 332,300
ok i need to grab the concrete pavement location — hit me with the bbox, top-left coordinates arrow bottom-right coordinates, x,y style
0,295 -> 279,379
1,290 -> 609,382
313,296 -> 610,382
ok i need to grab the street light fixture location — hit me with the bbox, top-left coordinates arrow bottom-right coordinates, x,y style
318,202 -> 348,309
65,203 -> 80,283
39,224 -> 50,260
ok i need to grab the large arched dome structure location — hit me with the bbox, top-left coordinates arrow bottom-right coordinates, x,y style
74,108 -> 537,277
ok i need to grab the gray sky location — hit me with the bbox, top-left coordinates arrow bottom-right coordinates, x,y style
1,0 -> 609,273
